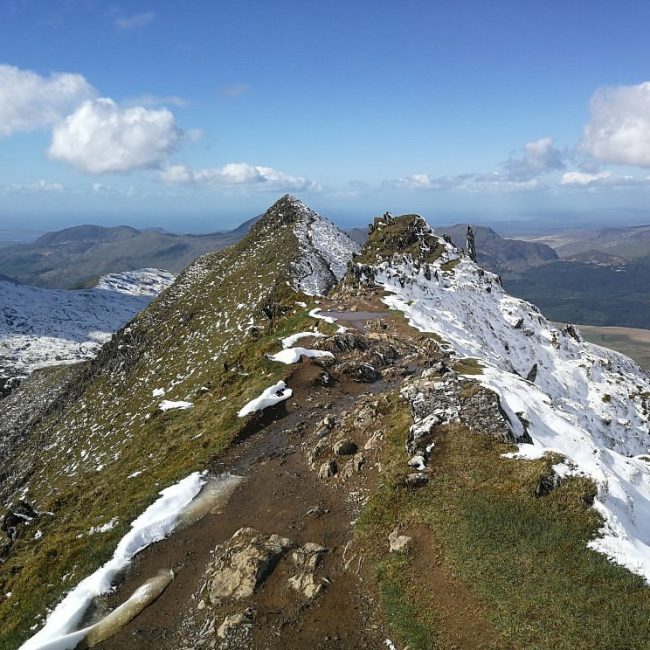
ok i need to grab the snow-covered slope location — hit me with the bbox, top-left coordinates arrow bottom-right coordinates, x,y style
0,269 -> 174,388
286,196 -> 360,295
358,214 -> 650,581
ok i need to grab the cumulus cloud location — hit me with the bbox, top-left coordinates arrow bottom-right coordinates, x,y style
160,162 -> 319,191
0,64 -> 96,137
580,82 -> 650,167
502,136 -> 565,180
114,11 -> 155,30
48,98 -> 182,174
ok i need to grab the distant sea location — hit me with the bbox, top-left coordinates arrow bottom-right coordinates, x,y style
0,230 -> 42,246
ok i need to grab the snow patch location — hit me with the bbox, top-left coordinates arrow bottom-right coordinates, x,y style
0,269 -> 174,388
289,198 -> 359,295
159,400 -> 193,412
20,472 -> 205,650
238,380 -> 293,417
281,330 -> 325,348
269,347 -> 333,365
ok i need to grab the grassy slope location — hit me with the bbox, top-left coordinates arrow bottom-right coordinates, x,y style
0,214 -> 320,647
357,392 -> 650,650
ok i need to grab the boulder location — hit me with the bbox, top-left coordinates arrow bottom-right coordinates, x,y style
318,460 -> 337,479
206,527 -> 294,604
388,527 -> 413,553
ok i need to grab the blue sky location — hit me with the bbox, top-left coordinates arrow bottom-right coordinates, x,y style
2,0 -> 650,232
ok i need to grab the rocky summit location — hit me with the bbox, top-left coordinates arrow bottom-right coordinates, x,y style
3,197 -> 650,650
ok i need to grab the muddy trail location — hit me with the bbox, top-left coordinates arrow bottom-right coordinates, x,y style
90,303 -> 420,650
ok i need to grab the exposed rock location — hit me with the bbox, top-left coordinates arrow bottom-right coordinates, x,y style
466,225 -> 477,262
338,361 -> 381,383
340,453 -> 365,479
305,505 -> 329,519
316,332 -> 368,353
1,501 -> 39,542
388,527 -> 413,553
405,473 -> 429,488
526,363 -> 538,383
309,438 -> 330,464
206,527 -> 294,604
333,439 -> 358,456
318,460 -> 337,479
562,323 -> 582,342
292,542 -> 328,571
216,608 -> 255,645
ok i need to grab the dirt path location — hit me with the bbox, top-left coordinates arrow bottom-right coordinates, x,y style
95,358 -> 389,650
90,299 -> 509,650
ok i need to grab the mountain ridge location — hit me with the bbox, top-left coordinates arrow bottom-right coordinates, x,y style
0,218 -> 260,290
4,198 -> 650,650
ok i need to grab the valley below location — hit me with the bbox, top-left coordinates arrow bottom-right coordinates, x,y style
577,324 -> 650,371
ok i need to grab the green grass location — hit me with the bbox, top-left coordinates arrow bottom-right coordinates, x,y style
374,553 -> 442,650
357,395 -> 650,650
453,357 -> 483,375
440,258 -> 460,272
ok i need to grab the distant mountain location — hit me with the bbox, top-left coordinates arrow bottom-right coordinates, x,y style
440,224 -> 558,273
523,224 -> 650,262
345,227 -> 369,246
0,217 -> 259,289
0,268 -> 174,397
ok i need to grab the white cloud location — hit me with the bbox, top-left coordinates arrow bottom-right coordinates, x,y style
161,162 -> 319,191
114,11 -> 155,30
48,98 -> 182,174
560,170 -> 650,188
384,172 -> 541,193
0,64 -> 96,137
580,81 -> 650,167
1,180 -> 65,194
502,136 -> 565,180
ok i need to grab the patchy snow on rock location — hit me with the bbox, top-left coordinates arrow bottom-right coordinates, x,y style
20,472 -> 205,650
364,219 -> 650,582
288,197 -> 359,296
0,270 -> 174,391
238,380 -> 292,417
280,330 -> 325,349
95,268 -> 175,296
159,400 -> 193,412
269,347 -> 334,365
152,387 -> 165,397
